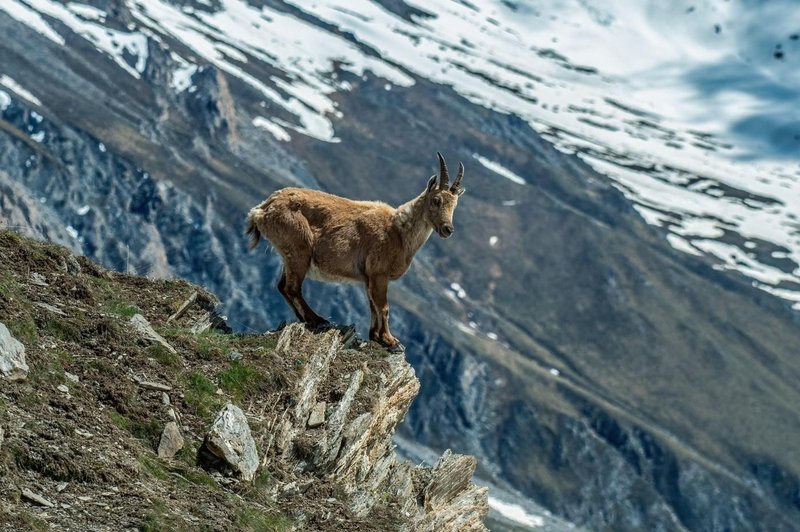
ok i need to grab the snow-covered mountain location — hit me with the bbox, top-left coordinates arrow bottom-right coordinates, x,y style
2,1 -> 800,530
5,0 -> 797,307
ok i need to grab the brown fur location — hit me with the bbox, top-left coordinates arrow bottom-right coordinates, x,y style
246,154 -> 465,350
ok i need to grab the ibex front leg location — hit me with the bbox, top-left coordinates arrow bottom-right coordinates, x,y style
366,275 -> 404,352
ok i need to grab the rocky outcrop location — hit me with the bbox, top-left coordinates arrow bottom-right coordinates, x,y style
270,324 -> 488,531
0,322 -> 28,381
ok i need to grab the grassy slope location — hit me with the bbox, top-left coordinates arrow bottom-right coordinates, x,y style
0,230 -> 400,531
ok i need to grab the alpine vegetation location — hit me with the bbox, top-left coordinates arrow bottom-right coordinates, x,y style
246,153 -> 465,351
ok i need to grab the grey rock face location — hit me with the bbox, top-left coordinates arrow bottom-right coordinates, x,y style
0,322 -> 29,381
158,421 -> 184,459
201,404 -> 259,481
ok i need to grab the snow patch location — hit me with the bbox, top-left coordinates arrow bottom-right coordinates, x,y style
489,497 -> 545,528
0,75 -> 42,106
253,117 -> 291,142
67,3 -> 106,22
0,91 -> 11,111
76,205 -> 91,216
473,154 -> 527,185
30,131 -> 45,143
489,236 -> 498,247
1,1 -> 66,45
13,0 -> 148,78
449,282 -> 467,299
170,55 -> 197,93
66,225 -> 79,239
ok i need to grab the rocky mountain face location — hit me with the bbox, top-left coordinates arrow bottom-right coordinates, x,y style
0,231 -> 488,531
2,1 -> 800,530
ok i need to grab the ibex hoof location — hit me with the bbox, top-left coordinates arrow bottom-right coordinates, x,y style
386,341 -> 405,353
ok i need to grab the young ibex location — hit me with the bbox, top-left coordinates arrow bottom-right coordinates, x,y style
246,153 -> 465,352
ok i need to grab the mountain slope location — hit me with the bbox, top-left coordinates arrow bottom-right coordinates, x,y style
1,1 -> 800,530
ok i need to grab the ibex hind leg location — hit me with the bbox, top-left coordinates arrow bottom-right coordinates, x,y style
281,253 -> 329,329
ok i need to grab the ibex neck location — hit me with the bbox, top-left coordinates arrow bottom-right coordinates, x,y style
394,193 -> 433,255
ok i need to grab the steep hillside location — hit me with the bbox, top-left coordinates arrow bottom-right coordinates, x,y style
2,1 -> 800,530
0,231 -> 488,531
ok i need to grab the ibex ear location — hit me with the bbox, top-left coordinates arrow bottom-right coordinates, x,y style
457,188 -> 466,197
426,175 -> 437,194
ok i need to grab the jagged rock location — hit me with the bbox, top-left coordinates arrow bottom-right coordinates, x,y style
29,272 -> 48,286
0,425 -> 4,451
129,314 -> 177,354
190,308 -> 231,335
57,384 -> 69,394
227,350 -> 242,362
0,322 -> 29,381
167,291 -> 197,323
21,488 -> 54,508
423,451 -> 475,511
307,401 -> 326,428
158,421 -> 184,459
161,392 -> 170,405
62,254 -> 81,276
65,371 -> 79,383
270,325 -> 487,529
200,404 -> 258,481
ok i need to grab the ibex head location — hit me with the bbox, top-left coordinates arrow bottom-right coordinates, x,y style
424,152 -> 465,239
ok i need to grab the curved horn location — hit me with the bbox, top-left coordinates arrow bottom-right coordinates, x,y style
437,152 -> 450,189
451,162 -> 464,191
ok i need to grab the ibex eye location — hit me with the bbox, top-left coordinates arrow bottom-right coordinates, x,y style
433,197 -> 442,206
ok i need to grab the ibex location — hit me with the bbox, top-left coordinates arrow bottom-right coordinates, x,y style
246,153 -> 465,352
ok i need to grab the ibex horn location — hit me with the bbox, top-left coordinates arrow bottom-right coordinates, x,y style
451,162 -> 464,191
437,152 -> 450,189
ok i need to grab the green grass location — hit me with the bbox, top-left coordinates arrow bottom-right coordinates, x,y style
41,319 -> 81,342
104,300 -> 140,318
5,316 -> 38,345
196,330 -> 233,360
234,508 -> 292,532
142,497 -> 170,532
184,372 -> 221,419
148,344 -> 181,367
109,410 -> 162,446
0,271 -> 19,298
218,362 -> 269,402
27,358 -> 65,386
138,455 -> 169,481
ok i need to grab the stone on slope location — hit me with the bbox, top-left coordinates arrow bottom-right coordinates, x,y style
307,402 -> 326,428
21,488 -> 54,508
0,322 -> 29,381
158,421 -> 184,459
129,314 -> 177,354
200,404 -> 258,481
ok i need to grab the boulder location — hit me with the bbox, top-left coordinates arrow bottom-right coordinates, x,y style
158,421 -> 184,459
0,322 -> 28,381
200,404 -> 258,481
